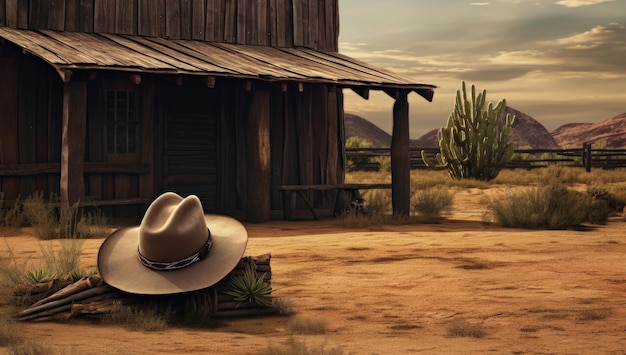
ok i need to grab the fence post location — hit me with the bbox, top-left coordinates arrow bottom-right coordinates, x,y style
583,142 -> 592,172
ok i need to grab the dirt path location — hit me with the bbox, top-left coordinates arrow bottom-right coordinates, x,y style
2,188 -> 626,354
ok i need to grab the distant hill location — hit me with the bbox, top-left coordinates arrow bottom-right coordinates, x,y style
552,113 -> 626,148
345,110 -> 626,150
344,113 -> 391,148
410,106 -> 560,149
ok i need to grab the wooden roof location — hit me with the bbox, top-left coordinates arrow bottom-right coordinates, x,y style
0,27 -> 435,101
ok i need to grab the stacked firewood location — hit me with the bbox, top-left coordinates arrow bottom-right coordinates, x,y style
15,254 -> 274,321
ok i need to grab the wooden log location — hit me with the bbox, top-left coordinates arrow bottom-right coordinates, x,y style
17,304 -> 73,321
17,255 -> 272,320
17,284 -> 114,319
30,275 -> 103,307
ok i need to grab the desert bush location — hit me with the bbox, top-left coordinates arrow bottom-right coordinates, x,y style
0,194 -> 28,227
288,317 -> 329,335
445,319 -> 486,338
101,303 -> 168,332
0,239 -> 84,293
21,192 -> 109,239
39,239 -> 84,278
262,337 -> 343,355
541,165 -> 579,186
486,185 -> 591,229
412,187 -> 453,222
22,192 -> 59,239
345,136 -> 374,167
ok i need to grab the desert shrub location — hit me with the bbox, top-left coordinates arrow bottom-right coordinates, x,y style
445,319 -> 486,338
541,165 -> 579,186
0,239 -> 84,291
21,192 -> 109,239
0,194 -> 28,227
262,337 -> 343,355
412,187 -> 453,222
486,185 -> 591,229
76,209 -> 110,239
288,317 -> 329,335
338,189 -> 391,227
101,303 -> 168,332
345,136 -> 374,168
39,239 -> 84,278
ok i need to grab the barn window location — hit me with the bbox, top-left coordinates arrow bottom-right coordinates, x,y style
104,84 -> 139,158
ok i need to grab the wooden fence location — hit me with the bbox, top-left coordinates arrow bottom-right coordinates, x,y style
346,144 -> 626,172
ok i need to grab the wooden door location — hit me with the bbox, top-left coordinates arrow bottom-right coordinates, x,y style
162,87 -> 219,211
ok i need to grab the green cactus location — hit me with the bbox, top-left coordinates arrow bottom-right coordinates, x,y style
421,82 -> 515,181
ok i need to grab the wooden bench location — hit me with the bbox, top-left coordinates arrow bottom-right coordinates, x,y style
278,183 -> 392,220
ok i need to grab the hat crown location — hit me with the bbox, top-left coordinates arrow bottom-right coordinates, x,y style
138,192 -> 208,263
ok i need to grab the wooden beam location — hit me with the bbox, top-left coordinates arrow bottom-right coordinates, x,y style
350,87 -> 369,100
383,88 -> 401,100
244,80 -> 254,91
391,91 -> 410,217
245,90 -> 271,222
60,81 -> 87,209
205,76 -> 216,88
129,74 -> 141,85
416,89 -> 435,102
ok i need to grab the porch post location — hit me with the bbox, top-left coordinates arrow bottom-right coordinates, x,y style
391,92 -> 410,217
246,90 -> 271,222
60,81 -> 86,209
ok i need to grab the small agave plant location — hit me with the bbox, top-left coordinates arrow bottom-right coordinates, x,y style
25,268 -> 56,284
223,264 -> 273,308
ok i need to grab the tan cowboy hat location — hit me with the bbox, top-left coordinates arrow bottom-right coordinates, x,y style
98,192 -> 248,295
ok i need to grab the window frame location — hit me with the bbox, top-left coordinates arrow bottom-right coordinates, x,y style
102,78 -> 140,162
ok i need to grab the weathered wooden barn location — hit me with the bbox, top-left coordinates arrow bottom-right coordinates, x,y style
0,0 -> 435,222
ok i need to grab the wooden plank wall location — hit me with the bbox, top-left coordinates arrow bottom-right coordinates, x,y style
0,0 -> 339,50
0,51 -> 62,201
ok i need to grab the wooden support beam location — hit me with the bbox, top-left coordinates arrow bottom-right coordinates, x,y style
391,91 -> 410,217
56,69 -> 72,83
60,81 -> 87,209
350,87 -> 369,100
384,88 -> 401,100
245,91 -> 271,222
244,80 -> 254,91
129,74 -> 141,85
206,76 -> 216,88
416,89 -> 435,102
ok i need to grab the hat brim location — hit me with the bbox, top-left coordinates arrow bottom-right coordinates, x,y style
98,214 -> 248,295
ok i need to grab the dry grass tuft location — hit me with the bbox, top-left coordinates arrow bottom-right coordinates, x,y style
262,337 -> 343,355
578,308 -> 612,321
445,319 -> 486,338
100,303 -> 168,332
288,317 -> 329,335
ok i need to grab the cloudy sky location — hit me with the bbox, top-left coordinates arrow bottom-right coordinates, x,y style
338,0 -> 626,139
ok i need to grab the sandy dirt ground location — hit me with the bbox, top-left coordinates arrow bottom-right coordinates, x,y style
2,187 -> 626,354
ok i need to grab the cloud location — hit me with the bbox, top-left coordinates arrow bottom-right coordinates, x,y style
555,0 -> 614,7
555,23 -> 625,49
470,2 -> 491,5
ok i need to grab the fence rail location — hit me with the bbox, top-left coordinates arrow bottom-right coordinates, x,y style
346,144 -> 626,172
